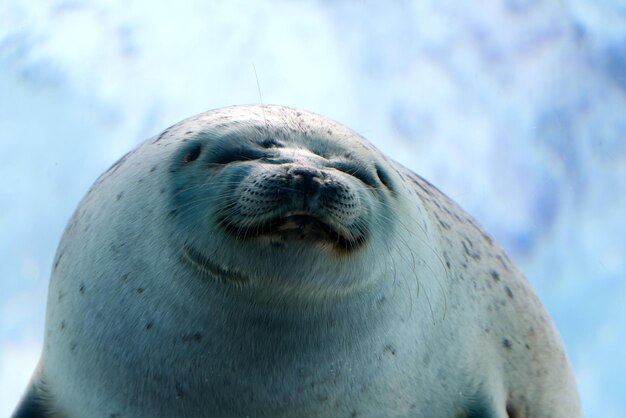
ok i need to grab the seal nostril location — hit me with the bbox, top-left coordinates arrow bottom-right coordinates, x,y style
182,143 -> 202,164
289,166 -> 323,199
290,166 -> 321,181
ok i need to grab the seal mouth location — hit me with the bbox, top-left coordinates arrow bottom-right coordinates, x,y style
183,211 -> 367,283
221,210 -> 365,251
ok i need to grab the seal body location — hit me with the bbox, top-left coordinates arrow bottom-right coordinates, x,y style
13,105 -> 581,417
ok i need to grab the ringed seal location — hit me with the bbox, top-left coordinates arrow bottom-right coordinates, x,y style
13,105 -> 581,417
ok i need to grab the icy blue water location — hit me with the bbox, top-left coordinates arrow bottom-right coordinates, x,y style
1,1 -> 625,416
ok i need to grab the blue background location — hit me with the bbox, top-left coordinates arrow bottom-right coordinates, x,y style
1,1 -> 625,416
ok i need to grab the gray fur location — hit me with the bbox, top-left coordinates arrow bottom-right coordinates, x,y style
14,105 -> 581,417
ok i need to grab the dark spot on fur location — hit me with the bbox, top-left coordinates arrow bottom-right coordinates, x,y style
175,383 -> 184,399
70,341 -> 77,351
496,254 -> 512,271
54,251 -> 64,269
136,287 -> 144,293
100,151 -> 131,180
182,332 -> 203,342
482,232 -> 494,246
160,188 -> 165,194
79,284 -> 85,294
121,273 -> 129,283
154,125 -> 175,143
384,345 -> 397,356
150,166 -> 157,172
525,343 -> 531,350
351,411 -> 358,418
411,176 -> 434,197
502,338 -> 512,349
145,322 -> 153,330
109,414 -> 120,418
116,191 -> 124,201
60,321 -> 66,330
490,270 -> 500,281
110,241 -> 128,255
462,238 -> 481,260
442,251 -> 451,269
505,286 -> 514,298
506,402 -> 519,418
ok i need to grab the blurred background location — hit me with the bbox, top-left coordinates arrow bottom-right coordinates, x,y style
1,0 -> 625,416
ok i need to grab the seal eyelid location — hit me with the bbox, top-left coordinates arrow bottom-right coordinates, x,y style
209,146 -> 270,165
330,161 -> 378,188
182,143 -> 203,164
375,163 -> 395,192
259,138 -> 283,148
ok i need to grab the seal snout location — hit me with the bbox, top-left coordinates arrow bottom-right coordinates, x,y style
219,161 -> 369,251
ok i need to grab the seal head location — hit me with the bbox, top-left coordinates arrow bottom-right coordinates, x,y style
167,115 -> 398,305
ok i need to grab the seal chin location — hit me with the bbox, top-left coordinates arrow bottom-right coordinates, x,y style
182,244 -> 249,284
220,210 -> 367,251
182,209 -> 369,285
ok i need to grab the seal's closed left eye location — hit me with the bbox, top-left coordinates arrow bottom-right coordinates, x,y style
209,145 -> 270,165
182,142 -> 202,164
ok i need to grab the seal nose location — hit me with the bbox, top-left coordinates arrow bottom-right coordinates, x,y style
290,166 -> 321,182
288,166 -> 323,202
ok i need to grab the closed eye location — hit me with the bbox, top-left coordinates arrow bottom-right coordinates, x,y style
329,161 -> 378,188
259,137 -> 283,148
208,146 -> 270,165
375,163 -> 395,192
182,142 -> 202,164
